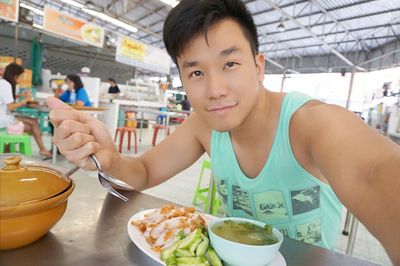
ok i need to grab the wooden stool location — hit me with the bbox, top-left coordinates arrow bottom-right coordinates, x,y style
114,127 -> 137,154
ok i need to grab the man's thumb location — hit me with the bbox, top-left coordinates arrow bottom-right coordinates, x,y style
46,97 -> 73,110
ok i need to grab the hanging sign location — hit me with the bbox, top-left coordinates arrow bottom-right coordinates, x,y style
0,0 -> 19,22
116,35 -> 171,74
44,6 -> 104,47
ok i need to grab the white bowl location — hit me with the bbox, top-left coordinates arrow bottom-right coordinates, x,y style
208,217 -> 283,266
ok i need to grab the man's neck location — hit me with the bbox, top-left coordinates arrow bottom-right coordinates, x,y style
230,87 -> 274,146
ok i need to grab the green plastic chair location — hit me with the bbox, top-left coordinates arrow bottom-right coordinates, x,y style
0,129 -> 32,156
192,160 -> 221,215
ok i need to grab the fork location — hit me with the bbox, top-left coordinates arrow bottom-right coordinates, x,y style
90,154 -> 129,202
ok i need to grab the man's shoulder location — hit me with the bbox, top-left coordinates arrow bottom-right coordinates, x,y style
292,101 -> 357,138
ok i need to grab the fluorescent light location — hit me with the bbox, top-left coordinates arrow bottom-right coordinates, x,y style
33,23 -> 43,29
20,2 -> 44,16
59,0 -> 84,9
159,0 -> 179,7
83,8 -> 138,33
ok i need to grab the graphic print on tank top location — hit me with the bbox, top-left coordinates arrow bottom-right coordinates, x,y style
232,185 -> 253,216
216,179 -> 228,205
290,186 -> 320,216
253,190 -> 289,222
295,218 -> 322,245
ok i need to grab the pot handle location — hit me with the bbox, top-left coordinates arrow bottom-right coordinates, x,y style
2,156 -> 22,171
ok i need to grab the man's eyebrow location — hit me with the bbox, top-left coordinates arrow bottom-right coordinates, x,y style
182,61 -> 198,69
220,46 -> 241,57
181,46 -> 241,68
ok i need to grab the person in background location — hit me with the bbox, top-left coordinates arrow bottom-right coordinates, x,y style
180,95 -> 191,111
107,78 -> 120,95
57,74 -> 92,107
0,63 -> 52,157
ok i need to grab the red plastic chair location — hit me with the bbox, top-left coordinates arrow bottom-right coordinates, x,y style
151,124 -> 170,146
114,127 -> 138,153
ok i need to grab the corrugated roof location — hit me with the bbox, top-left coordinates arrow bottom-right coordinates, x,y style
10,0 -> 400,73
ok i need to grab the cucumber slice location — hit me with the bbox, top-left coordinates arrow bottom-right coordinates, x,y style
175,249 -> 194,257
176,257 -> 204,264
204,248 -> 223,266
177,262 -> 210,266
166,254 -> 177,266
161,240 -> 183,261
189,238 -> 203,256
178,228 -> 201,249
195,239 -> 209,257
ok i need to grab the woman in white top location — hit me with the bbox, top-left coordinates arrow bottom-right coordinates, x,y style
0,63 -> 51,157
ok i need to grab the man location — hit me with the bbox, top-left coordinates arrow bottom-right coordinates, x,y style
107,78 -> 120,95
180,95 -> 191,111
47,0 -> 399,263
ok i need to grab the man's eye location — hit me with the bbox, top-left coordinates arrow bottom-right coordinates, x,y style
226,62 -> 238,68
190,71 -> 203,78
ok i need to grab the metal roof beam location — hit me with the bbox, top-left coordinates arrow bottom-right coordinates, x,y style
309,0 -> 370,52
265,57 -> 300,74
256,6 -> 398,33
259,23 -> 400,47
261,0 -> 366,71
262,36 -> 398,53
359,47 -> 400,66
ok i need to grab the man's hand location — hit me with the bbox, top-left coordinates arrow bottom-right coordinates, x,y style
46,97 -> 119,171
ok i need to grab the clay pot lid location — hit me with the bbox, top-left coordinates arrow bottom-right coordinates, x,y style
0,156 -> 71,207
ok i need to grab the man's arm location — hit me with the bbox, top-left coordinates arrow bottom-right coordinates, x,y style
106,113 -> 207,189
47,97 -> 208,190
300,104 -> 400,264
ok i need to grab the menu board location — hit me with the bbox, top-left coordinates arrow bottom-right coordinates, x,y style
0,0 -> 19,22
116,35 -> 172,74
44,6 -> 104,48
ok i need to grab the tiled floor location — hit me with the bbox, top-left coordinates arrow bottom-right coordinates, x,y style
25,127 -> 393,266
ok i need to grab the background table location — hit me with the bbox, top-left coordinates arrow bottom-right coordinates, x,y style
0,175 -> 378,266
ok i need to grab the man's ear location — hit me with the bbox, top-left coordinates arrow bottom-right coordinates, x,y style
255,53 -> 265,83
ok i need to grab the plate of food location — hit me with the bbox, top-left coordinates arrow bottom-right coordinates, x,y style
127,205 -> 286,266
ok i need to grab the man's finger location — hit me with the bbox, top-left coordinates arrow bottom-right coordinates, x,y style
53,119 -> 92,139
46,96 -> 73,110
49,109 -> 93,127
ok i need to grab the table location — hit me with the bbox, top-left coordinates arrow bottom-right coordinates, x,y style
0,176 -> 378,266
123,107 -> 189,141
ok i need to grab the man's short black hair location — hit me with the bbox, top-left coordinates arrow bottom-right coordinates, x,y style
163,0 -> 259,66
108,78 -> 116,83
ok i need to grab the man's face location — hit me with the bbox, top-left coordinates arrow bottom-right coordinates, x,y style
177,19 -> 265,132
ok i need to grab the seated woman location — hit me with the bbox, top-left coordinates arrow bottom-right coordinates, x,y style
58,74 -> 92,107
0,63 -> 52,157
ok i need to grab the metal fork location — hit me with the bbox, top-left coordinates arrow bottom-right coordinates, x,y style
90,154 -> 129,202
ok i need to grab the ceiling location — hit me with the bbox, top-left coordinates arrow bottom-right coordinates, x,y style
2,0 -> 400,74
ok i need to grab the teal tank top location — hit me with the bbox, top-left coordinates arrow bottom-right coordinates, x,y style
210,91 -> 343,249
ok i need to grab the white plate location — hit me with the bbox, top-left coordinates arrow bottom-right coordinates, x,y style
127,209 -> 286,266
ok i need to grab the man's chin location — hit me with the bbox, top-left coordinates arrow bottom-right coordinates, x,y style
209,120 -> 240,132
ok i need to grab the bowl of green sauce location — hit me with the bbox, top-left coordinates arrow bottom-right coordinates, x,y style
208,217 -> 283,266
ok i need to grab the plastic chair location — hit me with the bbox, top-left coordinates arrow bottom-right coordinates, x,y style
114,127 -> 138,154
192,160 -> 221,215
151,124 -> 170,146
0,129 -> 32,156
